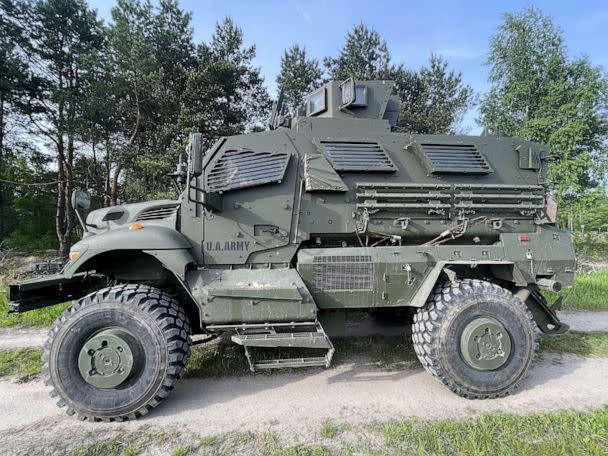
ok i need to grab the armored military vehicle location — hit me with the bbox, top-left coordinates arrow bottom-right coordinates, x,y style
9,79 -> 575,421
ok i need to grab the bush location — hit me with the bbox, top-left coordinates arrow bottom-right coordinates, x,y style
572,232 -> 608,261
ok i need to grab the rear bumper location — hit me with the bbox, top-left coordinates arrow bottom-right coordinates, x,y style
8,273 -> 105,313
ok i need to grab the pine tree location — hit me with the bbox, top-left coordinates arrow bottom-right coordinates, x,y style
396,55 -> 474,134
324,24 -> 396,80
178,17 -> 271,147
17,0 -> 105,257
276,44 -> 322,113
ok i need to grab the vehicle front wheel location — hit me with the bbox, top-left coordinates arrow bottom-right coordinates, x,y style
43,284 -> 191,421
412,279 -> 537,399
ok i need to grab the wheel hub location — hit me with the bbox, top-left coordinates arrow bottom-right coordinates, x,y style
78,328 -> 136,388
460,316 -> 511,371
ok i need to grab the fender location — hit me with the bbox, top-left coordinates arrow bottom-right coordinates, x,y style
64,226 -> 194,280
409,260 -> 516,308
413,260 -> 566,334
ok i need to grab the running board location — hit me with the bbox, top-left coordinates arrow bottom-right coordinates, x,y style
231,322 -> 334,372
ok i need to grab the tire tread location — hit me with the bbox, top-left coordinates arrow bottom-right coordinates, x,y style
42,284 -> 191,422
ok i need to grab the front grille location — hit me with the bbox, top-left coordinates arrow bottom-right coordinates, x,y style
312,255 -> 374,291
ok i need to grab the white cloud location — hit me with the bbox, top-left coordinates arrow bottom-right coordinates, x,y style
291,1 -> 311,22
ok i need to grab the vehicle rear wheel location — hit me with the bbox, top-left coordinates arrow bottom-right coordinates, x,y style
412,279 -> 537,399
43,284 -> 191,421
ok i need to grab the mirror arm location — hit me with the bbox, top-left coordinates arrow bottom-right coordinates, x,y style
74,208 -> 88,233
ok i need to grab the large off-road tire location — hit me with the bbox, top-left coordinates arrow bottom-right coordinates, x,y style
412,279 -> 537,399
43,284 -> 191,421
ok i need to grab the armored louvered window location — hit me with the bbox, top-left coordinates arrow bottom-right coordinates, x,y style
206,149 -> 290,192
319,140 -> 395,172
419,143 -> 492,174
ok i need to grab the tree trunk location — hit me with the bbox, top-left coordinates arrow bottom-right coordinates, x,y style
0,94 -> 5,243
111,164 -> 122,206
64,130 -> 75,253
56,135 -> 68,258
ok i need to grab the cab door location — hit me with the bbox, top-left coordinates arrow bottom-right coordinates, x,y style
201,131 -> 299,265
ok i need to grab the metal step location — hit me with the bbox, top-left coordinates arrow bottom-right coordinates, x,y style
231,322 -> 335,372
232,330 -> 331,349
251,356 -> 329,370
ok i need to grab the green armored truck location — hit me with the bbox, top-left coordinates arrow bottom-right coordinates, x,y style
9,79 -> 575,421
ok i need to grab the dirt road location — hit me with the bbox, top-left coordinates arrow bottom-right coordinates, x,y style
1,311 -> 607,454
0,353 -> 607,443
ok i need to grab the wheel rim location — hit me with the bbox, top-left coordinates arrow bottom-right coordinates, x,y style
78,327 -> 138,388
460,316 -> 512,371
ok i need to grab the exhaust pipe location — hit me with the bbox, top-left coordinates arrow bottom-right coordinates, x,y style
536,278 -> 562,293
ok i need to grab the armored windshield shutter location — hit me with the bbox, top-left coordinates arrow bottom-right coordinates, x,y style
319,140 -> 395,172
206,149 -> 290,192
418,143 -> 492,174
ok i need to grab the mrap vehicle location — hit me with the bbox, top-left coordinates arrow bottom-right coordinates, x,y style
9,79 -> 575,421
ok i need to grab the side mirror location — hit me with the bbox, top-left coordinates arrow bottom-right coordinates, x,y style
188,132 -> 204,177
339,77 -> 356,107
71,190 -> 91,211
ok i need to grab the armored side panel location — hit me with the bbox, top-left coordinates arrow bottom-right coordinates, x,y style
186,268 -> 317,324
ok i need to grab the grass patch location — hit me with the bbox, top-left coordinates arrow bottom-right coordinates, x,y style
0,281 -> 70,327
319,419 -> 339,439
374,407 -> 608,455
0,347 -> 43,380
540,331 -> 608,357
68,441 -> 123,456
170,446 -> 190,456
545,269 -> 608,311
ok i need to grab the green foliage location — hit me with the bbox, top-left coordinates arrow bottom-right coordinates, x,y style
559,190 -> 608,233
177,17 -> 271,152
324,24 -> 395,81
276,44 -> 322,113
481,7 -> 608,200
545,269 -> 608,311
396,55 -> 475,134
1,150 -> 57,250
572,232 -> 608,261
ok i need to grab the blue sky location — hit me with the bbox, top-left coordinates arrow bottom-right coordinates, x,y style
88,0 -> 608,133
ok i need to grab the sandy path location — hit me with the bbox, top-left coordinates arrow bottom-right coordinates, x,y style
0,328 -> 47,349
0,352 -> 606,441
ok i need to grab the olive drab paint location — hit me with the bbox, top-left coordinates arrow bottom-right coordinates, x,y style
10,79 -> 575,333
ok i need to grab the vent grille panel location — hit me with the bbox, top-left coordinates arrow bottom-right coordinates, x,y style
207,150 -> 290,192
313,255 -> 374,291
320,141 -> 395,171
421,144 -> 492,174
135,205 -> 178,221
